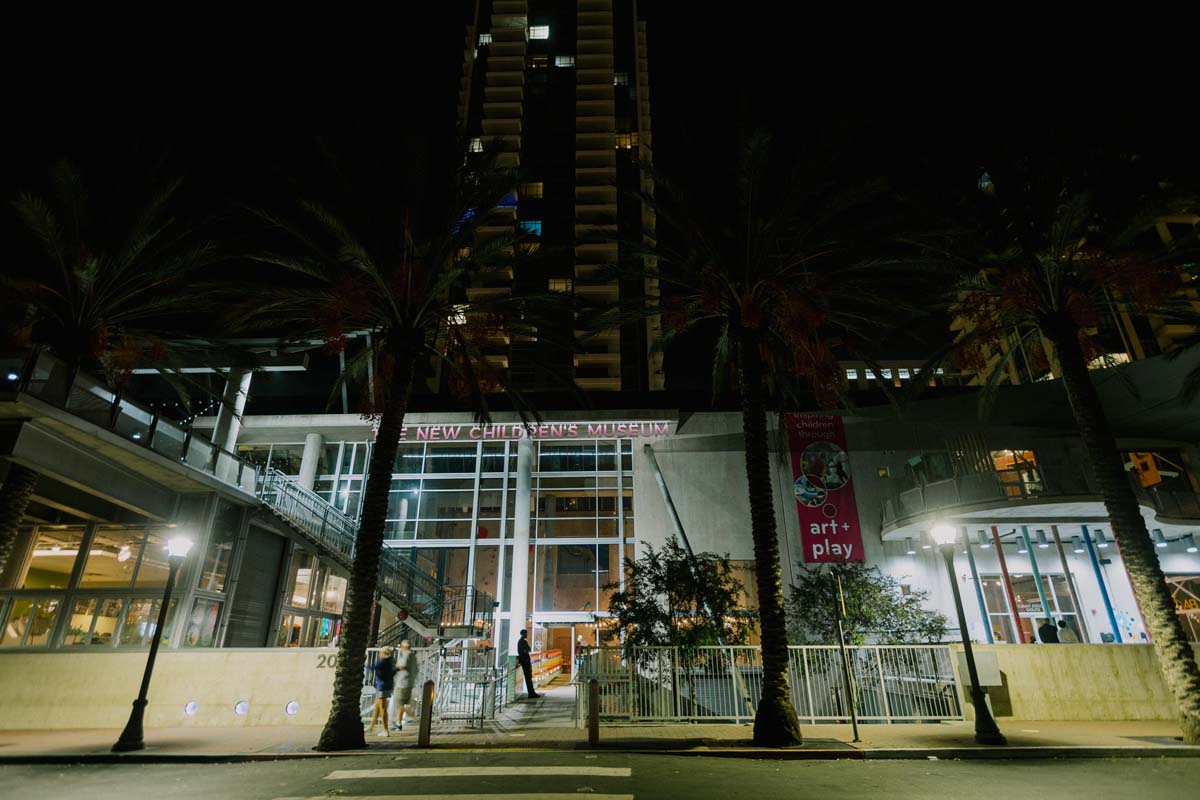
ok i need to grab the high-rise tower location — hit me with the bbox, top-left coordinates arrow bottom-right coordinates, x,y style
459,0 -> 663,393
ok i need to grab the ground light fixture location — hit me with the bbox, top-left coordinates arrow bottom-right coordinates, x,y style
930,523 -> 1007,746
1153,529 -> 1168,548
1185,534 -> 1198,554
112,535 -> 193,752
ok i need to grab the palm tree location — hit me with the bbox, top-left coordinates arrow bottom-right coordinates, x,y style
235,137 -> 557,751
609,133 -> 932,746
922,157 -> 1200,742
2,154 -> 222,569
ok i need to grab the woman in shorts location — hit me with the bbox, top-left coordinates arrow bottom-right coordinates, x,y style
368,646 -> 396,737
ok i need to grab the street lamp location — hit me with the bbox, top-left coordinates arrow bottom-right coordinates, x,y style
113,535 -> 193,752
931,523 -> 1006,745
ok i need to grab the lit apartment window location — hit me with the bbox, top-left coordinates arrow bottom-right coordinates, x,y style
613,72 -> 629,86
449,305 -> 467,326
615,132 -> 639,150
456,246 -> 472,260
529,24 -> 549,39
519,220 -> 542,236
935,368 -> 945,375
898,368 -> 911,380
549,278 -> 573,293
469,137 -> 483,153
880,369 -> 892,379
555,55 -> 575,67
521,181 -> 544,199
865,369 -> 876,380
845,368 -> 858,380
528,54 -> 549,69
478,33 -> 492,46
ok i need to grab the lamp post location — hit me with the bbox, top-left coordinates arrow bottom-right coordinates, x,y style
113,535 -> 193,752
931,523 -> 1006,745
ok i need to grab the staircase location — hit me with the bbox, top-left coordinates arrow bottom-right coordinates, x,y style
257,468 -> 494,639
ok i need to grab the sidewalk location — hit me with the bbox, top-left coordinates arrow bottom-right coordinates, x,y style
0,717 -> 1192,764
1,676 -> 1193,763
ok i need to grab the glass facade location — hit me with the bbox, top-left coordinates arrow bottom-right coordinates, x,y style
0,498 -> 243,650
317,437 -> 637,648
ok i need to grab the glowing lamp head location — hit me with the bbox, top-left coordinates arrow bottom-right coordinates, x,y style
166,536 -> 194,560
1152,529 -> 1167,549
904,537 -> 916,556
1184,534 -> 1198,554
930,524 -> 958,547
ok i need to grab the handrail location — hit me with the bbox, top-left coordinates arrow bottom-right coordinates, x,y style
258,467 -> 495,634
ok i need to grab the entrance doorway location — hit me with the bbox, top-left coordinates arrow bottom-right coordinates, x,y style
542,623 -> 598,676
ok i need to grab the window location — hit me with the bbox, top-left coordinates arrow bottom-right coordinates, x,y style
898,368 -> 911,379
555,55 -> 575,67
520,181 -> 544,199
519,220 -> 542,236
529,24 -> 549,39
20,527 -> 85,589
845,368 -> 858,380
469,137 -> 483,153
864,369 -> 876,380
528,54 -> 548,69
549,278 -> 573,293
613,72 -> 629,86
478,33 -> 492,46
615,132 -> 638,150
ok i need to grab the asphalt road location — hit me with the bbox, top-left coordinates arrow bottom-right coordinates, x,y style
1,752 -> 1198,800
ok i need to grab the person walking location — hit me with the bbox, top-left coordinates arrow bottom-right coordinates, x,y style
1057,619 -> 1080,643
368,646 -> 396,737
1037,618 -> 1060,644
390,639 -> 419,731
518,629 -> 541,699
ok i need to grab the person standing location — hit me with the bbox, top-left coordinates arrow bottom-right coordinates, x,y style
390,640 -> 419,731
368,646 -> 396,737
1037,618 -> 1060,644
1057,619 -> 1080,643
518,629 -> 541,699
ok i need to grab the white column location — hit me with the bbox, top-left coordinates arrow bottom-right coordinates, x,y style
507,438 -> 534,654
212,368 -> 253,454
298,433 -> 324,491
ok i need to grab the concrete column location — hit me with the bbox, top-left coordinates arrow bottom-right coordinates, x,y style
507,438 -> 534,653
297,433 -> 324,491
211,369 -> 253,454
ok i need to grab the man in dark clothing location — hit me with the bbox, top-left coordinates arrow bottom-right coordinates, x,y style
517,629 -> 541,698
1038,618 -> 1060,644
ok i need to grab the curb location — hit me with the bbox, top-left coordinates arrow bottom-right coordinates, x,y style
1,744 -> 1197,765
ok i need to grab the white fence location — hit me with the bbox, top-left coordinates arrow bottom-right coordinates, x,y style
575,645 -> 962,725
363,646 -> 513,728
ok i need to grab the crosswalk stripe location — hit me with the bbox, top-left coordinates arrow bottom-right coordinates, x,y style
276,795 -> 634,800
324,766 -> 632,779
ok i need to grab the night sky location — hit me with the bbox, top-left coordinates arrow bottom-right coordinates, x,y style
3,3 -> 1195,405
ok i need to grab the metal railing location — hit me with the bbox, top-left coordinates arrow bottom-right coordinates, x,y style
362,646 -> 515,728
4,348 -> 258,495
575,644 -> 962,725
258,468 -> 495,635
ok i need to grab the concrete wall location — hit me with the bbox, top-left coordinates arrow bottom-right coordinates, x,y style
0,648 -> 338,729
952,643 -> 1200,722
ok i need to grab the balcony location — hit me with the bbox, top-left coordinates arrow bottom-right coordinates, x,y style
880,465 -> 1200,534
2,349 -> 258,501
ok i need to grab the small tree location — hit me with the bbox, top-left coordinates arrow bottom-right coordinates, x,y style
787,563 -> 947,645
604,537 -> 753,650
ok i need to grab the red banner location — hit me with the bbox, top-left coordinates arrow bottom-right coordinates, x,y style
786,414 -> 864,563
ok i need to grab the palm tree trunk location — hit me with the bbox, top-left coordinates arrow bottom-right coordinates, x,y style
1046,318 -> 1200,743
737,336 -> 803,747
0,465 -> 39,575
316,358 -> 413,752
